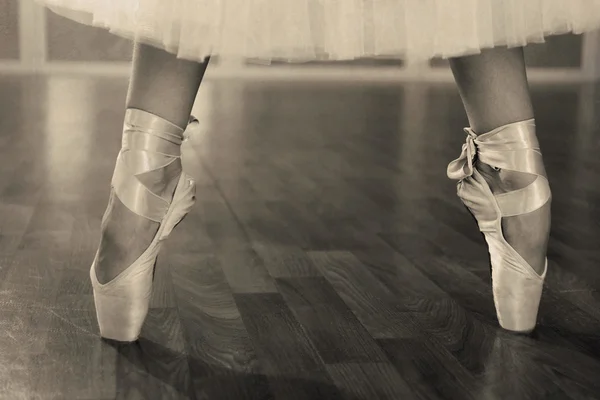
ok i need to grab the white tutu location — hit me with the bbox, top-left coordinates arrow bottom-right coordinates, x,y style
38,0 -> 600,64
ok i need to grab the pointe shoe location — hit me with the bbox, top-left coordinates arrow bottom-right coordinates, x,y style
447,119 -> 551,333
90,109 -> 198,342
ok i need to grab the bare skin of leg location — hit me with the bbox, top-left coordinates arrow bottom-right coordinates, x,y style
95,42 -> 210,284
449,47 -> 550,275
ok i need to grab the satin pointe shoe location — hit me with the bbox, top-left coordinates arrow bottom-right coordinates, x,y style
90,109 -> 198,342
447,119 -> 551,333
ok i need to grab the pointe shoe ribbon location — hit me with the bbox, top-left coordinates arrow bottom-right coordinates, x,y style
446,120 -> 550,218
447,128 -> 478,181
112,109 -> 186,223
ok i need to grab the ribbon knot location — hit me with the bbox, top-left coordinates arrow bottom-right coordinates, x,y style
447,128 -> 478,181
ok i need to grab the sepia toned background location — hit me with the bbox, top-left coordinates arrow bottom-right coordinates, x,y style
2,1 -> 600,399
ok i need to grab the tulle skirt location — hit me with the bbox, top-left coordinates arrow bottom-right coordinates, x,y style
37,0 -> 600,64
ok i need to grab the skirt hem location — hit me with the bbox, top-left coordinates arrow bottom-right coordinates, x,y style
41,2 -> 600,65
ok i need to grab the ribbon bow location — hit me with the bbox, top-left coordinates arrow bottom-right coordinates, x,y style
447,128 -> 478,181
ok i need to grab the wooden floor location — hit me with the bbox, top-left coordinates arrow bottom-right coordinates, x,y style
1,74 -> 600,400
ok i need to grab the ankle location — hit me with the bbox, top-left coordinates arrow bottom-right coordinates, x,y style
468,114 -> 535,136
125,107 -> 189,133
475,160 -> 539,195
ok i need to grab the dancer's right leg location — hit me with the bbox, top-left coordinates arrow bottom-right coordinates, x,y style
447,47 -> 551,332
92,43 -> 209,341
